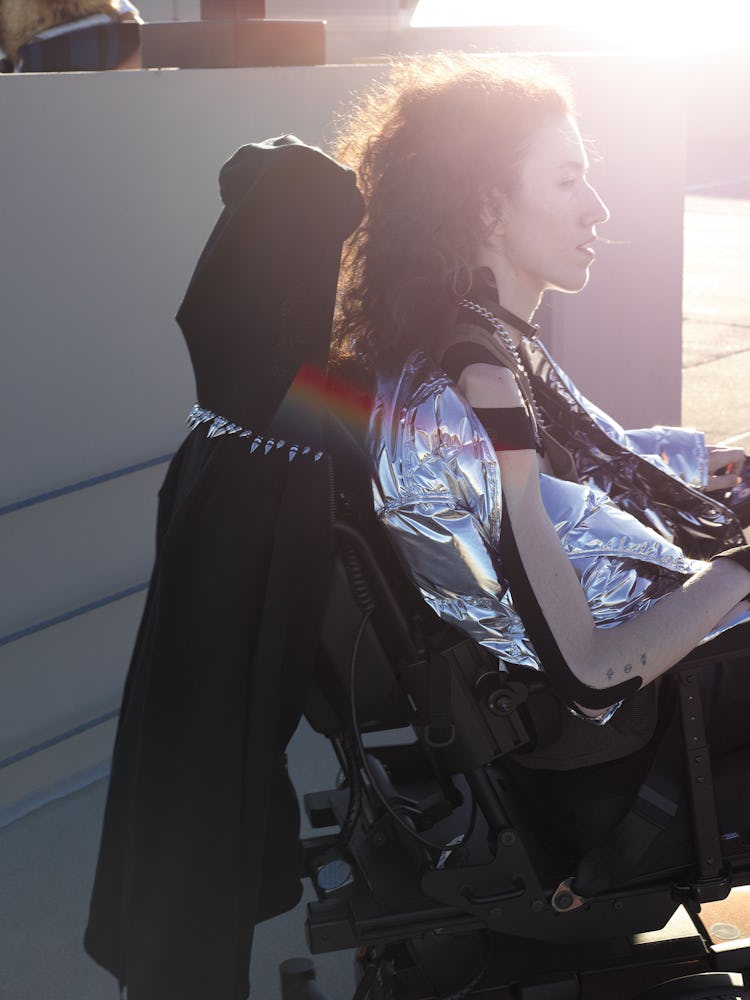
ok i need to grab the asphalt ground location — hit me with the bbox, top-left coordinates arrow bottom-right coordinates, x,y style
682,183 -> 750,446
1,184 -> 749,1000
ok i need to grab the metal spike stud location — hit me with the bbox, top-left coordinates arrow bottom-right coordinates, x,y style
208,418 -> 228,438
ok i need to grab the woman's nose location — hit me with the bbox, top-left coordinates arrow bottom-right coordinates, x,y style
585,181 -> 610,226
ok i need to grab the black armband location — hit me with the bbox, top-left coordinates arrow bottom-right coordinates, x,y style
475,406 -> 536,452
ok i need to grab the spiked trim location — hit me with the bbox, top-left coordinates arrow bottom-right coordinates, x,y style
186,404 -> 324,463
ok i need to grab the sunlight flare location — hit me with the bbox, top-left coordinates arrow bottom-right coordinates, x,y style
411,0 -> 750,54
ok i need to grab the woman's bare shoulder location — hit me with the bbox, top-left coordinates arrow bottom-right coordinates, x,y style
457,362 -> 523,408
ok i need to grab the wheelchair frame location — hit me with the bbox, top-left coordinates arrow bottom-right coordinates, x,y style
283,423 -> 750,1000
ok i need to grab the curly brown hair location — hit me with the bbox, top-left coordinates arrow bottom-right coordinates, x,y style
331,53 -> 574,370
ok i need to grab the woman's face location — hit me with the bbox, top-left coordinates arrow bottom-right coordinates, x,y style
478,116 -> 610,316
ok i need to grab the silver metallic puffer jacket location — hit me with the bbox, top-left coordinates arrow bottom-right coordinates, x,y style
370,347 -> 750,718
520,336 -> 743,561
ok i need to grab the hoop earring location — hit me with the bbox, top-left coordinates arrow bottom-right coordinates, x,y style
451,265 -> 473,299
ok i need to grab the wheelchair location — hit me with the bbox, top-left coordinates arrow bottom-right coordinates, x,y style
281,416 -> 750,1000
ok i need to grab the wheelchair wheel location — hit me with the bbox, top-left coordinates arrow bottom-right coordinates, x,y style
633,971 -> 744,999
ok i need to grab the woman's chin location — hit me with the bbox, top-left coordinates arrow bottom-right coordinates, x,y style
550,271 -> 592,295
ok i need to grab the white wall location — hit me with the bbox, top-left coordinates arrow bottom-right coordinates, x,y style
0,54 -> 685,821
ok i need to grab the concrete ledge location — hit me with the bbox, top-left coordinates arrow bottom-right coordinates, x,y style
141,18 -> 326,68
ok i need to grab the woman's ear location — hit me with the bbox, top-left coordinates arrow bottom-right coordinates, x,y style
481,188 -> 508,237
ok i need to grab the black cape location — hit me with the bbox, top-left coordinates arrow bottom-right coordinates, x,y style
84,137 -> 364,1000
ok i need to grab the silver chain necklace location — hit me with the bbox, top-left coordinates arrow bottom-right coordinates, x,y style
459,297 -> 546,447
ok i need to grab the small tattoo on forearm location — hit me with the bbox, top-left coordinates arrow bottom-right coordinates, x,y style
606,657 -> 644,684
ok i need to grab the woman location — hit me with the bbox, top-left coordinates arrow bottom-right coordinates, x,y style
332,54 -> 750,869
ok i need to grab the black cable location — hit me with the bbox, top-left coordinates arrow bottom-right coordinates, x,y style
342,542 -> 377,615
338,731 -> 363,848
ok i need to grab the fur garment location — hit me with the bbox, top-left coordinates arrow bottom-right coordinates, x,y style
0,0 -> 136,62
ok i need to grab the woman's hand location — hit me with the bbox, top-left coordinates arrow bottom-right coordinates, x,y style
705,445 -> 746,493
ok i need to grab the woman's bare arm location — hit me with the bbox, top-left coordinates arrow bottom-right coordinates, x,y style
460,362 -> 750,703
